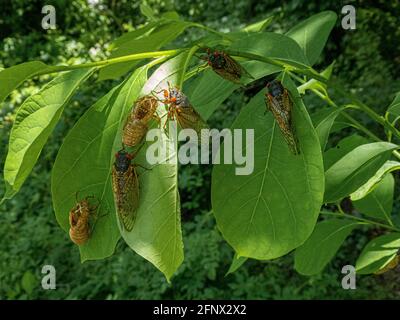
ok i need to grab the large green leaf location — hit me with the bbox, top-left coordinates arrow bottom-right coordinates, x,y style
387,92 -> 400,117
286,11 -> 337,66
323,135 -> 369,170
353,174 -> 394,224
294,219 -> 360,275
356,233 -> 400,274
350,160 -> 400,201
98,21 -> 190,81
52,67 -> 148,262
0,61 -> 57,104
230,32 -> 310,69
2,68 -> 94,202
117,55 -> 187,281
314,107 -> 345,151
324,142 -> 398,203
211,76 -> 324,260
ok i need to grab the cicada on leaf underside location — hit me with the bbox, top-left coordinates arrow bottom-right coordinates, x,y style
122,95 -> 160,147
112,149 -> 139,232
199,48 -> 253,84
162,83 -> 209,144
265,80 -> 300,155
69,194 -> 98,245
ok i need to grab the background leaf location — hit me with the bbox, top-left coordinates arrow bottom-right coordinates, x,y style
0,61 -> 57,104
211,75 -> 324,260
294,219 -> 361,275
356,233 -> 400,274
387,92 -> 400,116
286,11 -> 337,65
98,21 -> 191,81
314,107 -> 345,151
350,160 -> 400,201
324,142 -> 398,203
353,174 -> 394,224
3,68 -> 94,202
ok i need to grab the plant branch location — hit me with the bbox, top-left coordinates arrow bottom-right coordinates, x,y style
33,49 -> 182,77
320,211 -> 400,232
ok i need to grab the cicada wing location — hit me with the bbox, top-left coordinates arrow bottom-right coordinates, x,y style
112,166 -> 139,231
265,94 -> 300,155
176,104 -> 209,145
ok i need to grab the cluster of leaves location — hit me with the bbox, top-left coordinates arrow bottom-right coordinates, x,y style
2,2 -> 400,287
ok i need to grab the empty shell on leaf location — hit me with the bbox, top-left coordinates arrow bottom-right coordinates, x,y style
122,96 -> 159,147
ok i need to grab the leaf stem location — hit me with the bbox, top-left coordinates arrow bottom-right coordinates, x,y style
33,49 -> 182,76
179,45 -> 200,88
320,210 -> 400,232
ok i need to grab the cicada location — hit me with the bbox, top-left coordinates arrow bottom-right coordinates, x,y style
199,48 -> 252,84
69,194 -> 98,245
162,83 -> 208,142
265,80 -> 300,155
112,149 -> 139,231
122,96 -> 159,147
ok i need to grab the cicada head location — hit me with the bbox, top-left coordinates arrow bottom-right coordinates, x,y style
169,87 -> 190,108
266,80 -> 285,98
114,150 -> 132,173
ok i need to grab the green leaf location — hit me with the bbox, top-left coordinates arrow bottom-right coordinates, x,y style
99,21 -> 190,81
356,233 -> 400,274
387,92 -> 400,116
21,271 -> 37,295
0,61 -> 57,104
294,219 -> 360,275
324,142 -> 398,203
350,160 -> 400,201
211,75 -> 324,260
314,107 -> 345,151
353,174 -> 394,223
140,3 -> 156,21
230,32 -> 310,68
286,11 -> 337,66
242,16 -> 274,33
226,254 -> 248,275
323,135 -> 369,170
52,67 -> 149,262
117,55 -> 187,281
2,68 -> 94,202
297,61 -> 335,94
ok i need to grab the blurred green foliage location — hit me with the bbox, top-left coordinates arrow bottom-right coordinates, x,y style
1,0 -> 400,299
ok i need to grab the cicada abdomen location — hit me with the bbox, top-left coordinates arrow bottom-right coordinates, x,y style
200,48 -> 252,84
265,80 -> 300,155
112,149 -> 139,231
163,84 -> 209,144
122,96 -> 159,147
69,196 -> 97,245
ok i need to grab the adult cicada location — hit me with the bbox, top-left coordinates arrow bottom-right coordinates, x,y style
122,96 -> 160,147
265,80 -> 300,155
199,48 -> 252,84
69,194 -> 98,245
112,149 -> 139,232
162,83 -> 208,137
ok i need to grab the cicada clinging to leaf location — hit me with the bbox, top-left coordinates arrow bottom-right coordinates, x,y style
161,82 -> 209,144
265,80 -> 300,155
69,193 -> 99,245
112,148 -> 140,232
122,95 -> 160,147
199,48 -> 253,84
